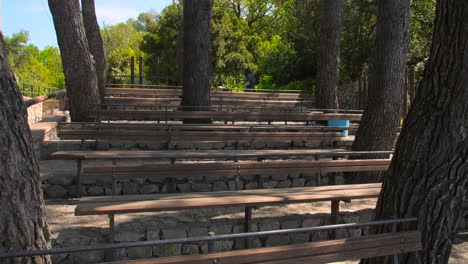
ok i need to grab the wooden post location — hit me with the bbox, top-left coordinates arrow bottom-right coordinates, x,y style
156,56 -> 160,85
138,57 -> 143,85
409,65 -> 416,106
130,56 -> 135,88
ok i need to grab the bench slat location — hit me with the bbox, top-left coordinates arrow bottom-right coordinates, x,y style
75,183 -> 381,215
79,183 -> 382,203
95,110 -> 362,122
50,149 -> 393,160
105,231 -> 421,264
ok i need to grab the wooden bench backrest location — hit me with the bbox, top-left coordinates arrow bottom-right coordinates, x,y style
106,231 -> 421,264
94,110 -> 362,122
81,159 -> 390,184
104,97 -> 310,108
105,88 -> 309,101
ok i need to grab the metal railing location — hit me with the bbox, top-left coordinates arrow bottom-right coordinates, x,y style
19,82 -> 63,98
0,218 -> 417,259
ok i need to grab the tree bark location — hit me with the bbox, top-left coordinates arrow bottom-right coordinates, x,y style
346,0 -> 410,184
0,33 -> 51,264
182,0 -> 213,123
362,1 -> 468,263
82,0 -> 107,102
49,0 -> 100,122
315,0 -> 343,110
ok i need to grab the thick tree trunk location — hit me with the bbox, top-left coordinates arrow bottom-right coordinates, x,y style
182,0 -> 213,123
82,0 -> 108,102
49,0 -> 100,122
362,1 -> 468,263
345,0 -> 410,184
315,0 -> 343,110
0,33 -> 51,264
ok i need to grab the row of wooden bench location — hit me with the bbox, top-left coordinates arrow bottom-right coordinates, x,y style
93,110 -> 362,123
106,88 -> 312,101
58,122 -> 356,143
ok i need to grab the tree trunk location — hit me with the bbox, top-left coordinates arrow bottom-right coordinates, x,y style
182,0 -> 213,123
315,0 -> 343,110
82,0 -> 107,102
362,1 -> 468,263
49,0 -> 100,122
0,33 -> 51,264
345,0 -> 410,184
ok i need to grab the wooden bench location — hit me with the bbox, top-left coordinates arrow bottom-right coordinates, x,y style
94,110 -> 362,123
51,149 -> 393,197
58,123 -> 354,143
105,88 -> 312,101
76,183 -> 382,246
104,97 -> 310,109
106,231 -> 422,264
81,158 -> 390,188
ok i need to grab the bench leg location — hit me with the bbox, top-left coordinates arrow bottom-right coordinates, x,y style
105,214 -> 116,261
76,160 -> 83,197
330,201 -> 340,239
244,206 -> 253,249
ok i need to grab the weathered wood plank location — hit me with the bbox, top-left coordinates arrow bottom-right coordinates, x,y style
51,149 -> 393,160
105,231 -> 421,264
75,184 -> 382,215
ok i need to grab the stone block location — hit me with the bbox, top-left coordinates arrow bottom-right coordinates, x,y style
182,244 -> 199,255
141,184 -> 160,194
47,175 -> 73,186
122,182 -> 139,195
70,250 -> 105,263
292,141 -> 305,147
227,181 -> 237,190
87,186 -> 105,196
259,221 -> 280,231
134,177 -> 147,185
245,182 -> 258,190
302,218 -> 321,228
271,174 -> 288,181
281,219 -> 301,229
213,181 -> 228,191
292,178 -> 306,187
105,183 -> 122,195
192,183 -> 211,192
115,231 -> 145,243
289,173 -> 301,179
127,246 -> 153,260
45,185 -> 68,198
177,183 -> 192,193
153,244 -> 182,257
213,240 -> 234,252
265,234 -> 289,247
290,233 -> 310,244
162,229 -> 187,239
262,180 -> 278,189
277,180 -> 292,188
209,225 -> 232,235
188,227 -> 208,237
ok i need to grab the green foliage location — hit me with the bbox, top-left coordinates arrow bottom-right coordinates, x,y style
101,22 -> 144,84
5,31 -> 65,89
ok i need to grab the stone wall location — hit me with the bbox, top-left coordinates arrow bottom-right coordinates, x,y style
26,100 -> 44,126
50,208 -> 374,263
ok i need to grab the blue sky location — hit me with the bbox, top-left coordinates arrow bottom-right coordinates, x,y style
3,0 -> 172,49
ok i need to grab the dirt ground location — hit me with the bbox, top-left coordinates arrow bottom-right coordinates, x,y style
45,198 -> 467,263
